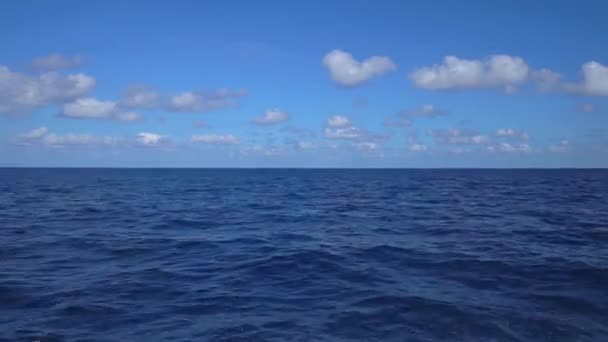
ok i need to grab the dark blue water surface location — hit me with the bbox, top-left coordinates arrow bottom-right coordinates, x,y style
1,168 -> 608,341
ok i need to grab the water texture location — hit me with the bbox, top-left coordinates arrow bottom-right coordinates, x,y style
1,168 -> 607,341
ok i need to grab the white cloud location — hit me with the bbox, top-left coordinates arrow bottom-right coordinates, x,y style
564,61 -> 608,96
548,140 -> 569,152
19,126 -> 48,140
326,115 -> 351,128
0,66 -> 95,113
354,141 -> 378,151
496,128 -> 529,140
410,55 -> 529,92
322,49 -> 396,87
43,133 -> 120,147
168,89 -> 246,112
488,142 -> 532,153
297,141 -> 316,150
32,53 -> 83,70
121,86 -> 159,109
253,109 -> 288,125
408,143 -> 428,152
324,126 -> 361,140
136,132 -> 166,146
60,98 -> 142,122
191,134 -> 240,145
429,128 -> 489,145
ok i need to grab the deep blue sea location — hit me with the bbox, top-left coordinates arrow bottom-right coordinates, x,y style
1,168 -> 607,341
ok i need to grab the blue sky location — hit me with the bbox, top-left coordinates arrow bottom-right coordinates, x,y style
1,0 -> 607,167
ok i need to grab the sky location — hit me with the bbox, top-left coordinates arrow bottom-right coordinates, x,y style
1,0 -> 607,168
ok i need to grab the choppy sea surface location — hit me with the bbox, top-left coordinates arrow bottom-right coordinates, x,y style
1,168 -> 607,341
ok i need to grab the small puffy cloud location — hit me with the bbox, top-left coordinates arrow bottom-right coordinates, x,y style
0,65 -> 95,114
496,128 -> 529,140
408,143 -> 428,152
60,98 -> 142,122
326,115 -> 351,128
297,141 -> 316,150
564,61 -> 608,96
429,128 -> 489,145
548,140 -> 569,152
581,104 -> 596,113
136,132 -> 167,146
322,49 -> 396,87
488,142 -> 532,153
32,53 -> 84,71
324,116 -> 387,143
19,126 -> 48,140
121,86 -> 159,109
386,104 -> 444,127
168,89 -> 246,112
410,55 -> 529,92
239,144 -> 285,157
253,109 -> 288,125
191,134 -> 240,145
324,126 -> 361,140
354,141 -> 378,151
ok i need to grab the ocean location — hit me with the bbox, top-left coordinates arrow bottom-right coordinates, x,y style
1,168 -> 607,341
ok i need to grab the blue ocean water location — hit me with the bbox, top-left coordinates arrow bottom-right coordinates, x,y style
1,168 -> 607,341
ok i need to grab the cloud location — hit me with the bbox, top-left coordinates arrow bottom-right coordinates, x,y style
495,128 -> 529,140
532,68 -> 563,91
324,126 -> 362,139
487,142 -> 532,153
322,49 -> 396,87
19,126 -> 48,140
324,115 -> 387,143
18,127 -> 120,147
410,55 -> 529,92
121,86 -> 159,109
17,128 -> 176,148
326,115 -> 351,128
253,109 -> 288,125
136,132 -> 167,146
296,141 -> 316,150
564,61 -> 608,96
0,65 -> 95,114
168,89 -> 247,112
59,98 -> 142,122
429,128 -> 489,145
408,143 -> 428,152
32,53 -> 84,71
548,140 -> 569,152
191,134 -> 240,145
43,133 -> 121,147
385,105 -> 444,127
354,141 -> 378,151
